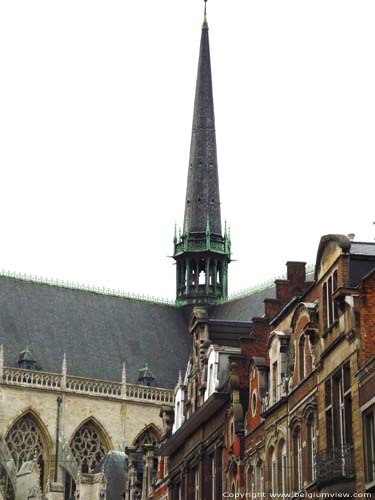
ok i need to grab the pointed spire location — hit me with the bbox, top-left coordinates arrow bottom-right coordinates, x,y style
122,362 -> 127,385
0,344 -> 3,381
204,0 -> 208,26
178,370 -> 183,385
121,362 -> 127,397
62,353 -> 67,376
183,7 -> 222,236
61,353 -> 67,389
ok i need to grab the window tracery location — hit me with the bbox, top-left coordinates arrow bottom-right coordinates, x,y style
6,415 -> 45,472
133,427 -> 159,449
70,421 -> 107,473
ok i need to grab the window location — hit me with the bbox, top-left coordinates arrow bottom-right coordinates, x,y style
251,390 -> 257,417
194,467 -> 199,500
269,447 -> 276,494
331,364 -> 352,447
272,362 -> 278,403
176,402 -> 180,428
259,463 -> 264,496
248,467 -> 255,495
207,364 -> 213,395
212,456 -> 215,499
292,429 -> 302,491
281,441 -> 287,494
323,270 -> 339,329
324,363 -> 353,476
70,420 -> 107,473
207,455 -> 215,500
299,335 -> 306,380
363,405 -> 375,485
307,414 -> 317,482
6,414 -> 46,490
230,422 -> 234,447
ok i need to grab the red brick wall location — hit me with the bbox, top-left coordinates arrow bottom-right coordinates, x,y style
248,367 -> 261,432
359,270 -> 375,367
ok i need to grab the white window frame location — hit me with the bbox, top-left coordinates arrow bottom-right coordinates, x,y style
297,431 -> 303,491
271,448 -> 276,494
281,441 -> 287,494
194,467 -> 199,500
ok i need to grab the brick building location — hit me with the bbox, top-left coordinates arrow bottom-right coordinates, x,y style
156,6 -> 375,499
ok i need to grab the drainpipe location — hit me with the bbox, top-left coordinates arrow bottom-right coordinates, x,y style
54,396 -> 62,483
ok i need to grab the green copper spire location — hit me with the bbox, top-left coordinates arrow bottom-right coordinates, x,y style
173,5 -> 230,307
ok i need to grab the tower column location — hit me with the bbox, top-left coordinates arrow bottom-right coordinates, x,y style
213,259 -> 217,295
186,258 -> 191,294
205,258 -> 210,295
223,262 -> 228,297
176,262 -> 180,295
195,261 -> 200,294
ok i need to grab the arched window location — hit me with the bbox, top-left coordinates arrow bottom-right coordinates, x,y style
277,440 -> 287,494
307,414 -> 317,482
256,460 -> 264,495
292,428 -> 303,491
247,466 -> 255,495
133,425 -> 159,450
6,413 -> 46,489
268,447 -> 276,494
130,425 -> 160,500
70,420 -> 107,473
299,335 -> 306,380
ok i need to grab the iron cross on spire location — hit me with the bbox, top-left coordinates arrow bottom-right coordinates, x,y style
204,0 -> 207,20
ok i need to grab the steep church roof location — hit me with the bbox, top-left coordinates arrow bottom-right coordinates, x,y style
0,275 -> 190,388
183,12 -> 221,236
0,274 -> 274,387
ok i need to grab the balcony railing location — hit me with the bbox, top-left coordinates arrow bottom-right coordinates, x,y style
316,444 -> 354,485
1,367 -> 174,404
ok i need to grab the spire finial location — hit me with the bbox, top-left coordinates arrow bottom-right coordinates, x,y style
204,0 -> 208,26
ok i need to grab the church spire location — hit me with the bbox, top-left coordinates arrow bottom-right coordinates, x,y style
174,4 -> 231,307
183,0 -> 221,236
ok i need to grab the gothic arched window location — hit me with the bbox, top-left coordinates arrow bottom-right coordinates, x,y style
70,421 -> 107,473
133,426 -> 159,450
5,413 -> 46,490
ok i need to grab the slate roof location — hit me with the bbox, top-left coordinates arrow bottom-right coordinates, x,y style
350,242 -> 375,256
211,286 -> 276,321
0,276 -> 190,388
95,451 -> 126,500
0,275 -> 274,388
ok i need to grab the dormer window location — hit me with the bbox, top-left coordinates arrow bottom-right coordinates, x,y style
18,347 -> 36,370
323,270 -> 338,330
204,348 -> 219,401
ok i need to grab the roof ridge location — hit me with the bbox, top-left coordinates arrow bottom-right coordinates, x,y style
217,264 -> 315,304
0,264 -> 315,308
0,269 -> 176,307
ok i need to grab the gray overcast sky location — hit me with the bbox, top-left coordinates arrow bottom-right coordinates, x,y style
1,1 -> 375,299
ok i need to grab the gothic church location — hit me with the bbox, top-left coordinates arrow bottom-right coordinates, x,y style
0,3 -> 272,499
